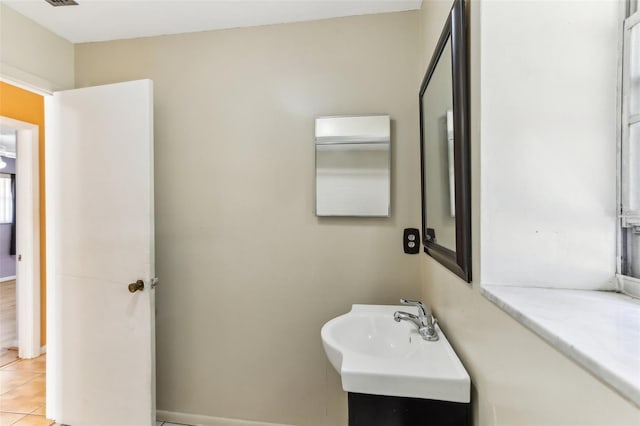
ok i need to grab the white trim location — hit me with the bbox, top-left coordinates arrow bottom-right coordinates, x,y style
156,410 -> 293,426
616,0 -> 627,277
618,274 -> 640,298
0,275 -> 16,283
0,63 -> 56,96
620,209 -> 640,228
621,8 -> 633,216
625,8 -> 640,28
0,116 -> 41,360
620,2 -> 640,276
45,96 -> 57,421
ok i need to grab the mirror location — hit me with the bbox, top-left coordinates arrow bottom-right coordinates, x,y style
419,0 -> 471,282
315,115 -> 390,217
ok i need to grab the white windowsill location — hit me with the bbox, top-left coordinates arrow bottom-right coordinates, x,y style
481,285 -> 640,407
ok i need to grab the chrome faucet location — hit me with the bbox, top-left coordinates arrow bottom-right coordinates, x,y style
393,299 -> 439,341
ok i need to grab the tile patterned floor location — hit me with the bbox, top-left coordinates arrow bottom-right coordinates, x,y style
0,355 -> 52,426
1,356 -> 186,426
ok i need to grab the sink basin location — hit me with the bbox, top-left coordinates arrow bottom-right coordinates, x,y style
321,304 -> 470,403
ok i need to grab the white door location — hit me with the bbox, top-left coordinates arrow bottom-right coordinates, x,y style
45,80 -> 155,426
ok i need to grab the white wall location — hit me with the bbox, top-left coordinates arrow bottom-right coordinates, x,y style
480,0 -> 619,290
75,12 -> 422,425
0,4 -> 74,92
419,1 -> 640,425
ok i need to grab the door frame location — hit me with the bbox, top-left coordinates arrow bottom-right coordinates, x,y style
0,115 -> 41,359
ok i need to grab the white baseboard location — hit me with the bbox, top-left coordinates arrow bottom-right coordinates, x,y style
0,276 -> 16,283
40,345 -> 46,354
156,410 -> 294,426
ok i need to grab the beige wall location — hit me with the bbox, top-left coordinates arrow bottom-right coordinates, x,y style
75,12 -> 421,425
0,4 -> 74,92
418,1 -> 639,425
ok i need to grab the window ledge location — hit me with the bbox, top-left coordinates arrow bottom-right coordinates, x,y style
481,285 -> 640,407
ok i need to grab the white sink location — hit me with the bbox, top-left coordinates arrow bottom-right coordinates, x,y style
321,304 -> 470,403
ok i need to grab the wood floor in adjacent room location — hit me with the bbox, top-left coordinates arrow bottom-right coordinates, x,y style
0,354 -> 52,426
0,351 -> 17,370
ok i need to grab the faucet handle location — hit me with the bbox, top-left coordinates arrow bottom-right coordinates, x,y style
399,299 -> 427,318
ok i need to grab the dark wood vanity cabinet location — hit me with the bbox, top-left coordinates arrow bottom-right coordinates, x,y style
348,393 -> 471,426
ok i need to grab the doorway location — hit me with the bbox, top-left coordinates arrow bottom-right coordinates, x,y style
0,117 -> 41,361
0,113 -> 47,424
0,128 -> 18,366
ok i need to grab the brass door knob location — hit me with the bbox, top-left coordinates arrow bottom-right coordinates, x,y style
128,280 -> 144,293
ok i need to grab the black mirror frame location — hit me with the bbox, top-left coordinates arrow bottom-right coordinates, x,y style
418,0 -> 471,283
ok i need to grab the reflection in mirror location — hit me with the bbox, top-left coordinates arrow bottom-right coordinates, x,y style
315,115 -> 390,217
422,37 -> 455,251
419,0 -> 471,283
316,143 -> 390,216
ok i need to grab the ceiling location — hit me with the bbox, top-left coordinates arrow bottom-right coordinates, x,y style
3,0 -> 422,43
